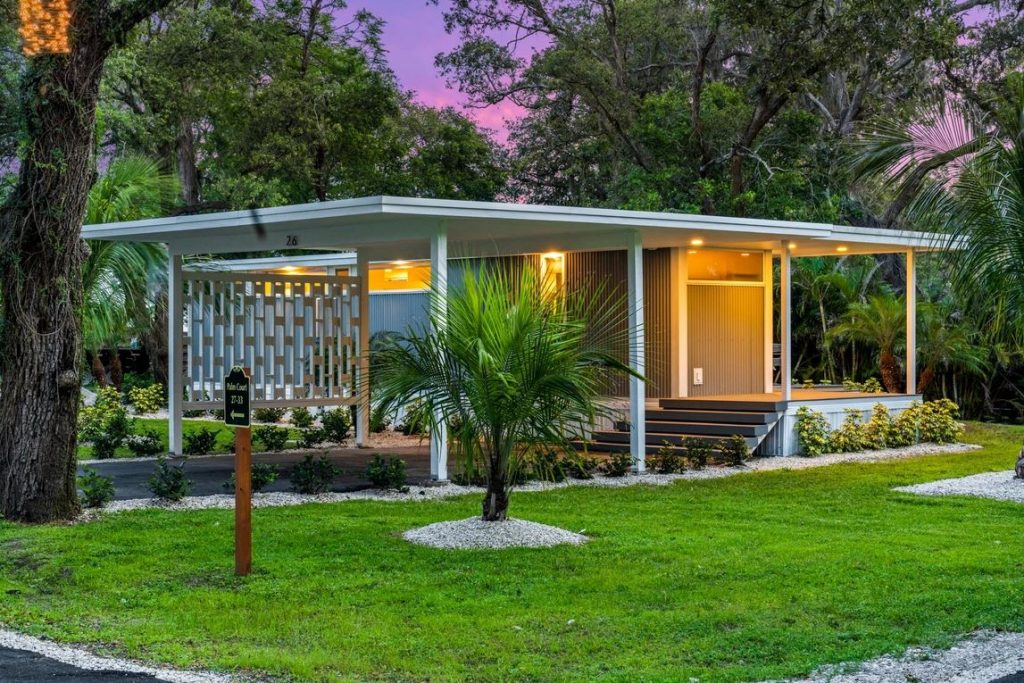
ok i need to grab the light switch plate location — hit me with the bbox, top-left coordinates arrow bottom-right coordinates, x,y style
693,367 -> 703,385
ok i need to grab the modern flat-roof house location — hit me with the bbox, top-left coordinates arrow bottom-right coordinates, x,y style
82,196 -> 943,476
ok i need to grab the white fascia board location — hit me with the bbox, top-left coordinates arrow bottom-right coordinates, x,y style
188,252 -> 358,272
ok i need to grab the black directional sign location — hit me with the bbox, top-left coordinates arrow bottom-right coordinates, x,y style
224,366 -> 251,427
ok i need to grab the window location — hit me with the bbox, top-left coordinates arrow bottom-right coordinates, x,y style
687,250 -> 763,282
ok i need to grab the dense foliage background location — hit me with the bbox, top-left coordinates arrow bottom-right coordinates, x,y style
2,0 -> 1023,420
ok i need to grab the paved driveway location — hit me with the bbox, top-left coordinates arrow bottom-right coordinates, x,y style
79,446 -> 433,500
0,646 -> 158,681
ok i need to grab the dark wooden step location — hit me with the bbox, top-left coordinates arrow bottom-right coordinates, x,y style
646,409 -> 775,425
659,397 -> 785,412
590,431 -> 759,449
614,420 -> 770,437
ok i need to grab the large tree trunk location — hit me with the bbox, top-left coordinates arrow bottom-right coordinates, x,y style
0,0 -> 172,522
917,365 -> 935,395
110,350 -> 124,389
90,353 -> 107,387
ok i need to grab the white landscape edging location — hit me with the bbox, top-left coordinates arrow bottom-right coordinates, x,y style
0,628 -> 233,683
768,630 -> 1024,683
79,442 -> 979,520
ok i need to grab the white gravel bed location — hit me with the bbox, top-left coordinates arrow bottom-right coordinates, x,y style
768,630 -> 1024,683
0,628 -> 232,682
78,442 -> 978,520
894,469 -> 1024,503
403,516 -> 587,549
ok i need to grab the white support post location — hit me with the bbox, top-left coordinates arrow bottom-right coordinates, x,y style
627,231 -> 646,472
168,252 -> 184,456
429,224 -> 448,481
906,250 -> 916,395
779,242 -> 792,402
355,252 -> 370,447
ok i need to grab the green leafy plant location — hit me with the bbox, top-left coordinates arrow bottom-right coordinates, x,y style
127,383 -> 165,414
829,409 -> 869,453
601,452 -> 633,477
526,447 -> 567,482
78,467 -> 115,508
917,398 -> 963,443
684,438 -> 714,470
147,456 -> 192,501
369,402 -> 391,433
650,441 -> 685,473
91,411 -> 133,460
253,425 -> 290,452
564,453 -> 599,480
365,454 -> 408,490
289,406 -> 314,430
80,386 -> 133,458
290,454 -> 339,494
297,427 -> 328,449
253,407 -> 287,423
719,435 -> 750,466
183,427 -> 218,455
795,406 -> 831,457
320,408 -> 352,443
223,463 -> 280,493
125,428 -> 164,457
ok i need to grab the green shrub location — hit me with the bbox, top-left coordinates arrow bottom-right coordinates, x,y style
795,406 -> 830,457
121,372 -> 156,396
365,454 -> 408,490
290,454 -> 339,494
296,427 -> 328,449
527,448 -> 567,482
719,435 -> 750,466
601,452 -> 633,477
829,409 -> 868,453
183,427 -> 218,455
253,407 -> 287,423
148,456 -> 192,501
127,383 -> 165,414
370,403 -> 391,433
289,406 -> 314,430
90,410 -> 134,460
650,441 -> 685,473
564,453 -> 599,480
918,398 -> 963,443
125,429 -> 164,457
253,425 -> 290,452
222,463 -> 279,493
320,408 -> 351,443
842,377 -> 884,393
862,404 -> 897,449
684,438 -> 714,470
396,401 -> 427,436
78,467 -> 115,508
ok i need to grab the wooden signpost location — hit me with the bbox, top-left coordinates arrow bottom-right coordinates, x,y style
224,366 -> 252,576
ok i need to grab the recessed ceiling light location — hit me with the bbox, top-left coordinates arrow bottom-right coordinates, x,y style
836,246 -> 848,253
690,238 -> 703,246
740,252 -> 750,257
788,243 -> 797,250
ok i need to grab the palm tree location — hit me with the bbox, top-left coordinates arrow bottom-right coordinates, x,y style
82,157 -> 176,386
373,265 -> 636,521
830,293 -> 906,393
916,302 -> 989,395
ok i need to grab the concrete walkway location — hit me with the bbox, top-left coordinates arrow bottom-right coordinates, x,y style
79,446 -> 433,500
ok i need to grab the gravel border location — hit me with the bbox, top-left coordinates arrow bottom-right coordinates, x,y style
894,469 -> 1024,503
403,516 -> 587,549
78,442 -> 978,521
0,629 -> 233,683
767,630 -> 1024,683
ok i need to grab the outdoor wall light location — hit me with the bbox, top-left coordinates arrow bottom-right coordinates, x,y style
19,0 -> 71,56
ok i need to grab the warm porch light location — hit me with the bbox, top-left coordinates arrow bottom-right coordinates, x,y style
836,245 -> 849,253
690,238 -> 704,246
18,0 -> 70,56
740,252 -> 750,257
540,251 -> 565,296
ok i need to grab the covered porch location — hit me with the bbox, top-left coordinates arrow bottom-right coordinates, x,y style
82,196 -> 940,469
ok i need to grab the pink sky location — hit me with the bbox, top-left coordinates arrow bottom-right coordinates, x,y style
345,1 -> 527,142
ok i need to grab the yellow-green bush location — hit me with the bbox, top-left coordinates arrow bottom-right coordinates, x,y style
128,383 -> 165,414
795,406 -> 830,457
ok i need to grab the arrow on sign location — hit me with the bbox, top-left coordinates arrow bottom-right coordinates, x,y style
231,411 -> 247,420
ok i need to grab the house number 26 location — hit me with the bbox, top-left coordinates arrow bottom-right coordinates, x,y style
286,235 -> 298,246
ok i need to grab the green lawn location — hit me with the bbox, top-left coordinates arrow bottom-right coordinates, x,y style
77,418 -> 299,459
6,422 -> 1024,682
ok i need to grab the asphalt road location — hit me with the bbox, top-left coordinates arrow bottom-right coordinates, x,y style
0,646 -> 158,681
80,445 -> 432,499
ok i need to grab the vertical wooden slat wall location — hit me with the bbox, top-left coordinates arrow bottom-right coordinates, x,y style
686,284 -> 764,396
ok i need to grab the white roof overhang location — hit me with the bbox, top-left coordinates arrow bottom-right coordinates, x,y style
82,195 -> 951,259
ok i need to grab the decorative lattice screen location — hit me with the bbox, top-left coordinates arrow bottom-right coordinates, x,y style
183,272 -> 364,408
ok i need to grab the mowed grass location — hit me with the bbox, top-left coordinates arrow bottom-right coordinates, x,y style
4,422 -> 1024,682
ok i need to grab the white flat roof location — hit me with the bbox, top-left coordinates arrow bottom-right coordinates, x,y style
82,195 -> 949,258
